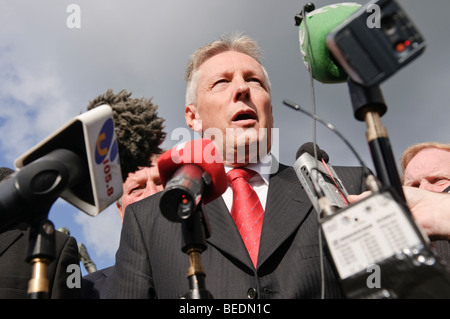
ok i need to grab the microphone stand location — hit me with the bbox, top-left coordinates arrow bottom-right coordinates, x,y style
180,201 -> 213,299
0,149 -> 85,298
347,79 -> 405,202
347,79 -> 450,298
26,218 -> 56,299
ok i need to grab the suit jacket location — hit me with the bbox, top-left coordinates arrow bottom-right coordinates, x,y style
434,240 -> 450,264
0,223 -> 82,299
82,266 -> 114,299
107,163 -> 368,299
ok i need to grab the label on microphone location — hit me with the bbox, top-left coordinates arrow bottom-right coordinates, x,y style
321,190 -> 422,279
14,104 -> 123,216
82,105 -> 122,215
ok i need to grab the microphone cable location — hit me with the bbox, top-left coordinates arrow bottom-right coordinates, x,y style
299,3 -> 326,299
291,2 -> 373,299
283,99 -> 370,170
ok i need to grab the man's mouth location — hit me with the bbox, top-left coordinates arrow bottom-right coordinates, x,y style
232,110 -> 257,124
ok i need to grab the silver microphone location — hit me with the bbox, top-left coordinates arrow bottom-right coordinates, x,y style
294,142 -> 349,218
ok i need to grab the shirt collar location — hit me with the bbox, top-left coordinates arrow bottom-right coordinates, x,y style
224,153 -> 272,185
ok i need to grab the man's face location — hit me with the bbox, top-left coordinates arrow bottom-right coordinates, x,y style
404,148 -> 450,192
117,162 -> 163,220
185,50 -> 273,166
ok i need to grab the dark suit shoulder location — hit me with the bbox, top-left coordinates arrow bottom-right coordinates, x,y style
82,266 -> 115,299
0,225 -> 81,299
84,265 -> 114,281
333,165 -> 370,194
276,162 -> 368,195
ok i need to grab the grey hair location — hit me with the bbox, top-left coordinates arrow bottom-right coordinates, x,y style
185,33 -> 271,106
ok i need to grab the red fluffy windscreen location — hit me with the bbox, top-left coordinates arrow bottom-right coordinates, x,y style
157,139 -> 227,203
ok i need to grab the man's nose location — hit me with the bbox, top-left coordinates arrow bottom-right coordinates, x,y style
145,184 -> 161,197
233,80 -> 250,102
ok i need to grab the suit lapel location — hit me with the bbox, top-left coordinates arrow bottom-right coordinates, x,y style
205,197 -> 254,268
0,228 -> 25,257
257,164 -> 313,268
205,164 -> 314,270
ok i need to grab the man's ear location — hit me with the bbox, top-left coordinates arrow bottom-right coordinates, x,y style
185,104 -> 202,132
116,201 -> 125,223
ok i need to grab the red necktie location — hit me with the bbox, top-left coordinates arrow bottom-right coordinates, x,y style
226,168 -> 264,268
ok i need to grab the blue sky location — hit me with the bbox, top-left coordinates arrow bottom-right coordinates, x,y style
1,0 -> 449,276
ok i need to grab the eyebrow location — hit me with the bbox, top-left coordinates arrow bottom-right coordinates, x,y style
406,174 -> 450,185
125,175 -> 146,188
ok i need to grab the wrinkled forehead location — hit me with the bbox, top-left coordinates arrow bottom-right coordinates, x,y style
196,51 -> 271,91
405,148 -> 450,178
202,50 -> 262,68
409,148 -> 450,166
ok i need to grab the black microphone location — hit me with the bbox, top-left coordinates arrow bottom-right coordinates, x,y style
0,105 -> 123,232
0,149 -> 87,232
157,139 -> 227,223
294,142 -> 349,217
297,1 -> 426,87
442,185 -> 450,193
295,141 -> 329,164
157,139 -> 227,300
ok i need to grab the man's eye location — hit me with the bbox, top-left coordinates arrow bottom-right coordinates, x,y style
248,78 -> 261,83
213,79 -> 228,86
130,185 -> 145,194
248,77 -> 266,89
434,178 -> 450,185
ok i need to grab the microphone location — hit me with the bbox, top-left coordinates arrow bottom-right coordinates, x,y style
283,99 -> 370,169
158,139 -> 227,223
295,141 -> 329,163
294,142 -> 349,217
297,1 -> 426,86
298,2 -> 361,84
0,104 -> 123,231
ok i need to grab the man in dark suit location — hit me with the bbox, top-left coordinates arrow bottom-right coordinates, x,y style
82,154 -> 163,298
107,33 -> 368,299
0,167 -> 81,299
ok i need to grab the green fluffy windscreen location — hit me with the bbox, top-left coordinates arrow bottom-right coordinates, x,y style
299,3 -> 361,83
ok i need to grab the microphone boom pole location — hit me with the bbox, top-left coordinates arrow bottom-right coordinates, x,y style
160,173 -> 214,299
347,79 -> 405,202
158,139 -> 227,299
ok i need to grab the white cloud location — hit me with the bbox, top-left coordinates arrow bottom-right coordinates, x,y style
0,48 -> 75,163
74,204 -> 122,259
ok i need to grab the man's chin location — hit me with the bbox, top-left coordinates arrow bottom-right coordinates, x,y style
223,139 -> 267,165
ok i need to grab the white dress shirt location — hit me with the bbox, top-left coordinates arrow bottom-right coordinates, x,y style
222,153 -> 272,212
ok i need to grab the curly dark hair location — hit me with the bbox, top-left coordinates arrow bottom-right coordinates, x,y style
0,167 -> 14,182
87,89 -> 166,182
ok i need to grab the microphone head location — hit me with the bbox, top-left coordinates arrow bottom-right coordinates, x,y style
296,142 -> 329,163
299,2 -> 361,83
157,139 -> 227,203
13,105 -> 123,216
